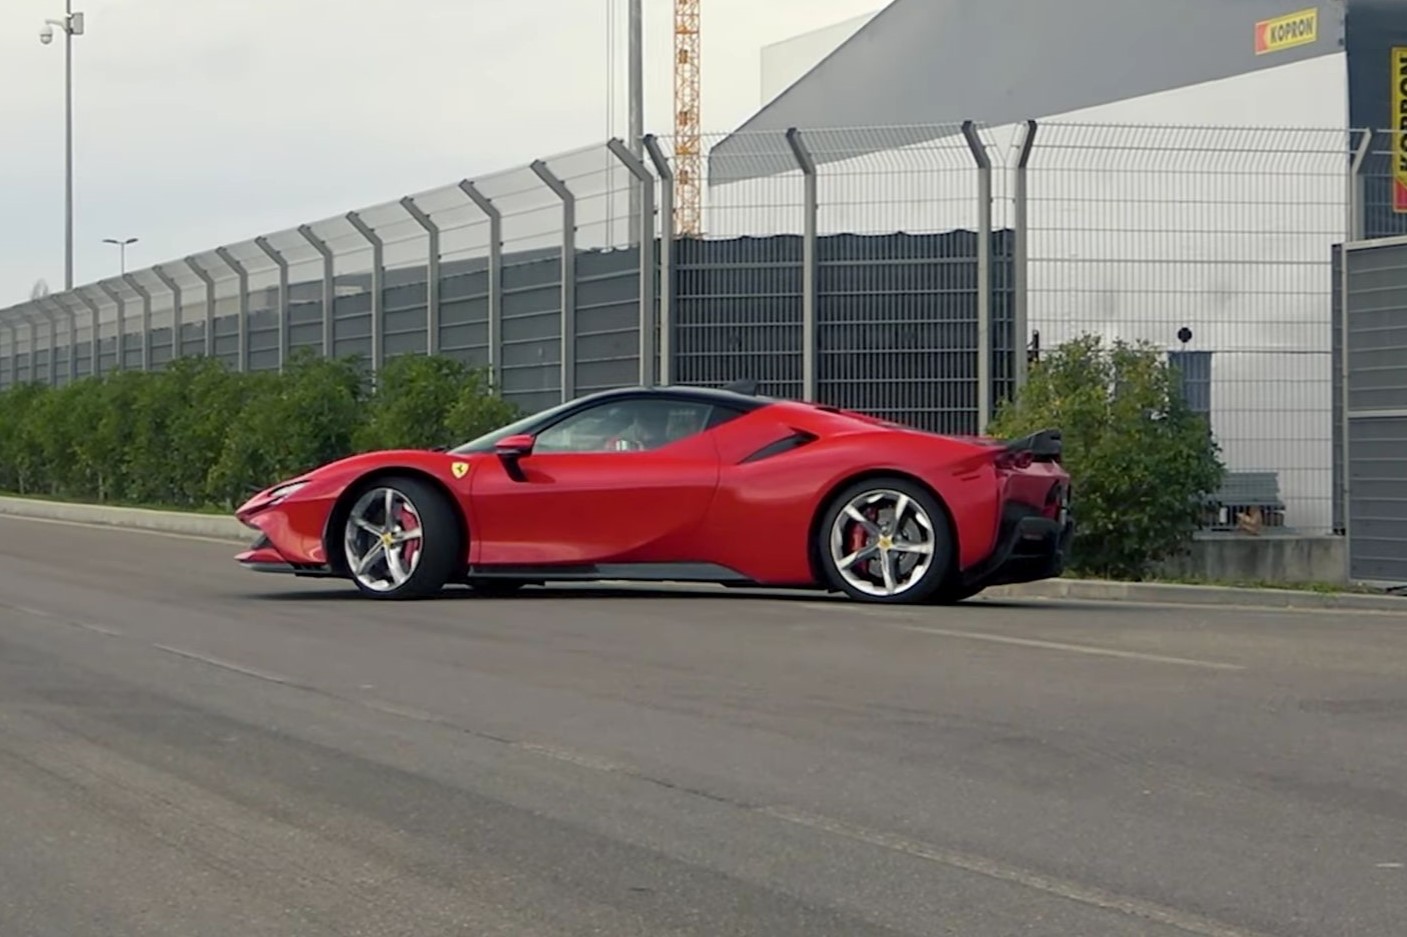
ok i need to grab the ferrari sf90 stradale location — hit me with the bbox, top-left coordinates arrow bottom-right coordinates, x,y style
235,382 -> 1073,603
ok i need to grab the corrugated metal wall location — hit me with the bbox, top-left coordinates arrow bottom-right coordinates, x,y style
3,231 -> 1014,438
1342,238 -> 1407,585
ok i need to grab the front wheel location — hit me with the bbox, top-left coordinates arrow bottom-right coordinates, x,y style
817,477 -> 953,604
341,476 -> 462,600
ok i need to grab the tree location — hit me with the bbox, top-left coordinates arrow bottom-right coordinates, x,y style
987,334 -> 1225,580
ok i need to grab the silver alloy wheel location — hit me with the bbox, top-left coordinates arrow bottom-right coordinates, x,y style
828,488 -> 937,598
343,486 -> 425,593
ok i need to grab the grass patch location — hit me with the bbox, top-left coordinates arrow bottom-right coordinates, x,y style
0,490 -> 231,517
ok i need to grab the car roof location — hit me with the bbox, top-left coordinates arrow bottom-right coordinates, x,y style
569,384 -> 774,411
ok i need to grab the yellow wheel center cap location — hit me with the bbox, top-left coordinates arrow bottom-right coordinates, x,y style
381,532 -> 394,547
878,535 -> 893,549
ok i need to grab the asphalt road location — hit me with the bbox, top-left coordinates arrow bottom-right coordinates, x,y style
1,515 -> 1406,937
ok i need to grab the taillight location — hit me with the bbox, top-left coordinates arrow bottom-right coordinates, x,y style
995,450 -> 1033,471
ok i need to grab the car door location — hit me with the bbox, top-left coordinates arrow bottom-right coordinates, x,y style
467,396 -> 725,567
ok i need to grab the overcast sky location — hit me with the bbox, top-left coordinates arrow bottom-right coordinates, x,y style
2,0 -> 883,305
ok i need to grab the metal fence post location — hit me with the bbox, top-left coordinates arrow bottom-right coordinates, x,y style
1348,129 -> 1372,242
34,299 -> 57,386
607,137 -> 658,387
962,120 -> 994,433
0,318 -> 13,388
458,181 -> 502,389
97,281 -> 126,371
253,238 -> 289,373
1013,120 -> 1038,396
52,295 -> 79,384
400,197 -> 441,358
4,315 -> 22,387
643,134 -> 675,386
531,160 -> 577,402
786,128 -> 818,402
0,317 -> 15,388
16,304 -> 43,385
121,273 -> 153,371
1339,130 -> 1373,550
298,225 -> 336,359
153,265 -> 183,364
214,248 -> 249,372
184,256 -> 216,360
76,288 -> 101,378
346,212 -> 385,375
40,297 -> 68,385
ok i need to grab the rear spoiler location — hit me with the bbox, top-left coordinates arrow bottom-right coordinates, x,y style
1000,428 -> 1062,462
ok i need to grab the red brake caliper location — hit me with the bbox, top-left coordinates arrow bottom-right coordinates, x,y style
396,503 -> 421,567
847,506 -> 878,570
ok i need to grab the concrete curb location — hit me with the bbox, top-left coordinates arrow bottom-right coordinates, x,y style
0,495 -> 249,543
985,578 -> 1407,612
0,495 -> 1403,612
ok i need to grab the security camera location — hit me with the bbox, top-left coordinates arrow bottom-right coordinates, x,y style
39,24 -> 54,44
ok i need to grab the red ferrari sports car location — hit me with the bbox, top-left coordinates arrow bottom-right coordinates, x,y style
234,382 -> 1073,604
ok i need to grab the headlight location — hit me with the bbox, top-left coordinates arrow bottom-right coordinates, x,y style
268,481 -> 309,503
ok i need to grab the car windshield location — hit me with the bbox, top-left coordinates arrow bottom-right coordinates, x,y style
448,398 -> 582,454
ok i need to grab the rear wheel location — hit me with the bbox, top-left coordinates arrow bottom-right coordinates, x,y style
817,477 -> 953,604
341,476 -> 462,600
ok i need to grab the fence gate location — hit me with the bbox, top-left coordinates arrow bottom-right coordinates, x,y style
1343,237 -> 1407,587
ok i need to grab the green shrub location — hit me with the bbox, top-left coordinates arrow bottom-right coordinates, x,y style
987,334 -> 1226,580
355,353 -> 519,452
0,351 -> 520,512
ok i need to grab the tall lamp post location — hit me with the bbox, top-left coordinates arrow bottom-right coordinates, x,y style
103,236 -> 138,274
40,3 -> 85,291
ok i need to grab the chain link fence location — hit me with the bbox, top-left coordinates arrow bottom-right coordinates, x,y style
2,120 -> 1391,535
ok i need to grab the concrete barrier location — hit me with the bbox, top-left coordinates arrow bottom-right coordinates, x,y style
1156,532 -> 1349,585
987,578 -> 1406,612
0,495 -> 249,542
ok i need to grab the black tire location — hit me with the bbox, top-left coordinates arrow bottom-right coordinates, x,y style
339,475 -> 463,600
816,476 -> 954,605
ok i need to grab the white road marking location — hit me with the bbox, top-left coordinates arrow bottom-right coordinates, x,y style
0,512 -> 244,545
760,806 -> 1275,937
514,742 -> 628,773
801,604 -> 1245,671
151,644 -> 292,685
359,698 -> 451,725
0,601 -> 125,637
76,621 -> 125,637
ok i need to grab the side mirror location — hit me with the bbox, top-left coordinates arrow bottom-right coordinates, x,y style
495,434 -> 535,458
495,433 -> 534,482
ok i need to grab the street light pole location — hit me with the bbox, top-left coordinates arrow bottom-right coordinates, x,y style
627,0 -> 643,244
103,237 -> 137,275
41,3 -> 84,291
65,0 -> 74,290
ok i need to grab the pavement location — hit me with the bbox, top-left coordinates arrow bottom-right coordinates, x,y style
2,513 -> 1407,936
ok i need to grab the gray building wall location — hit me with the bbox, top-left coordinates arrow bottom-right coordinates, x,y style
1347,0 -> 1407,237
714,0 -> 1345,182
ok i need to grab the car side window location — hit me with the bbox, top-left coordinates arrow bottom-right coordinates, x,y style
534,399 -> 719,453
